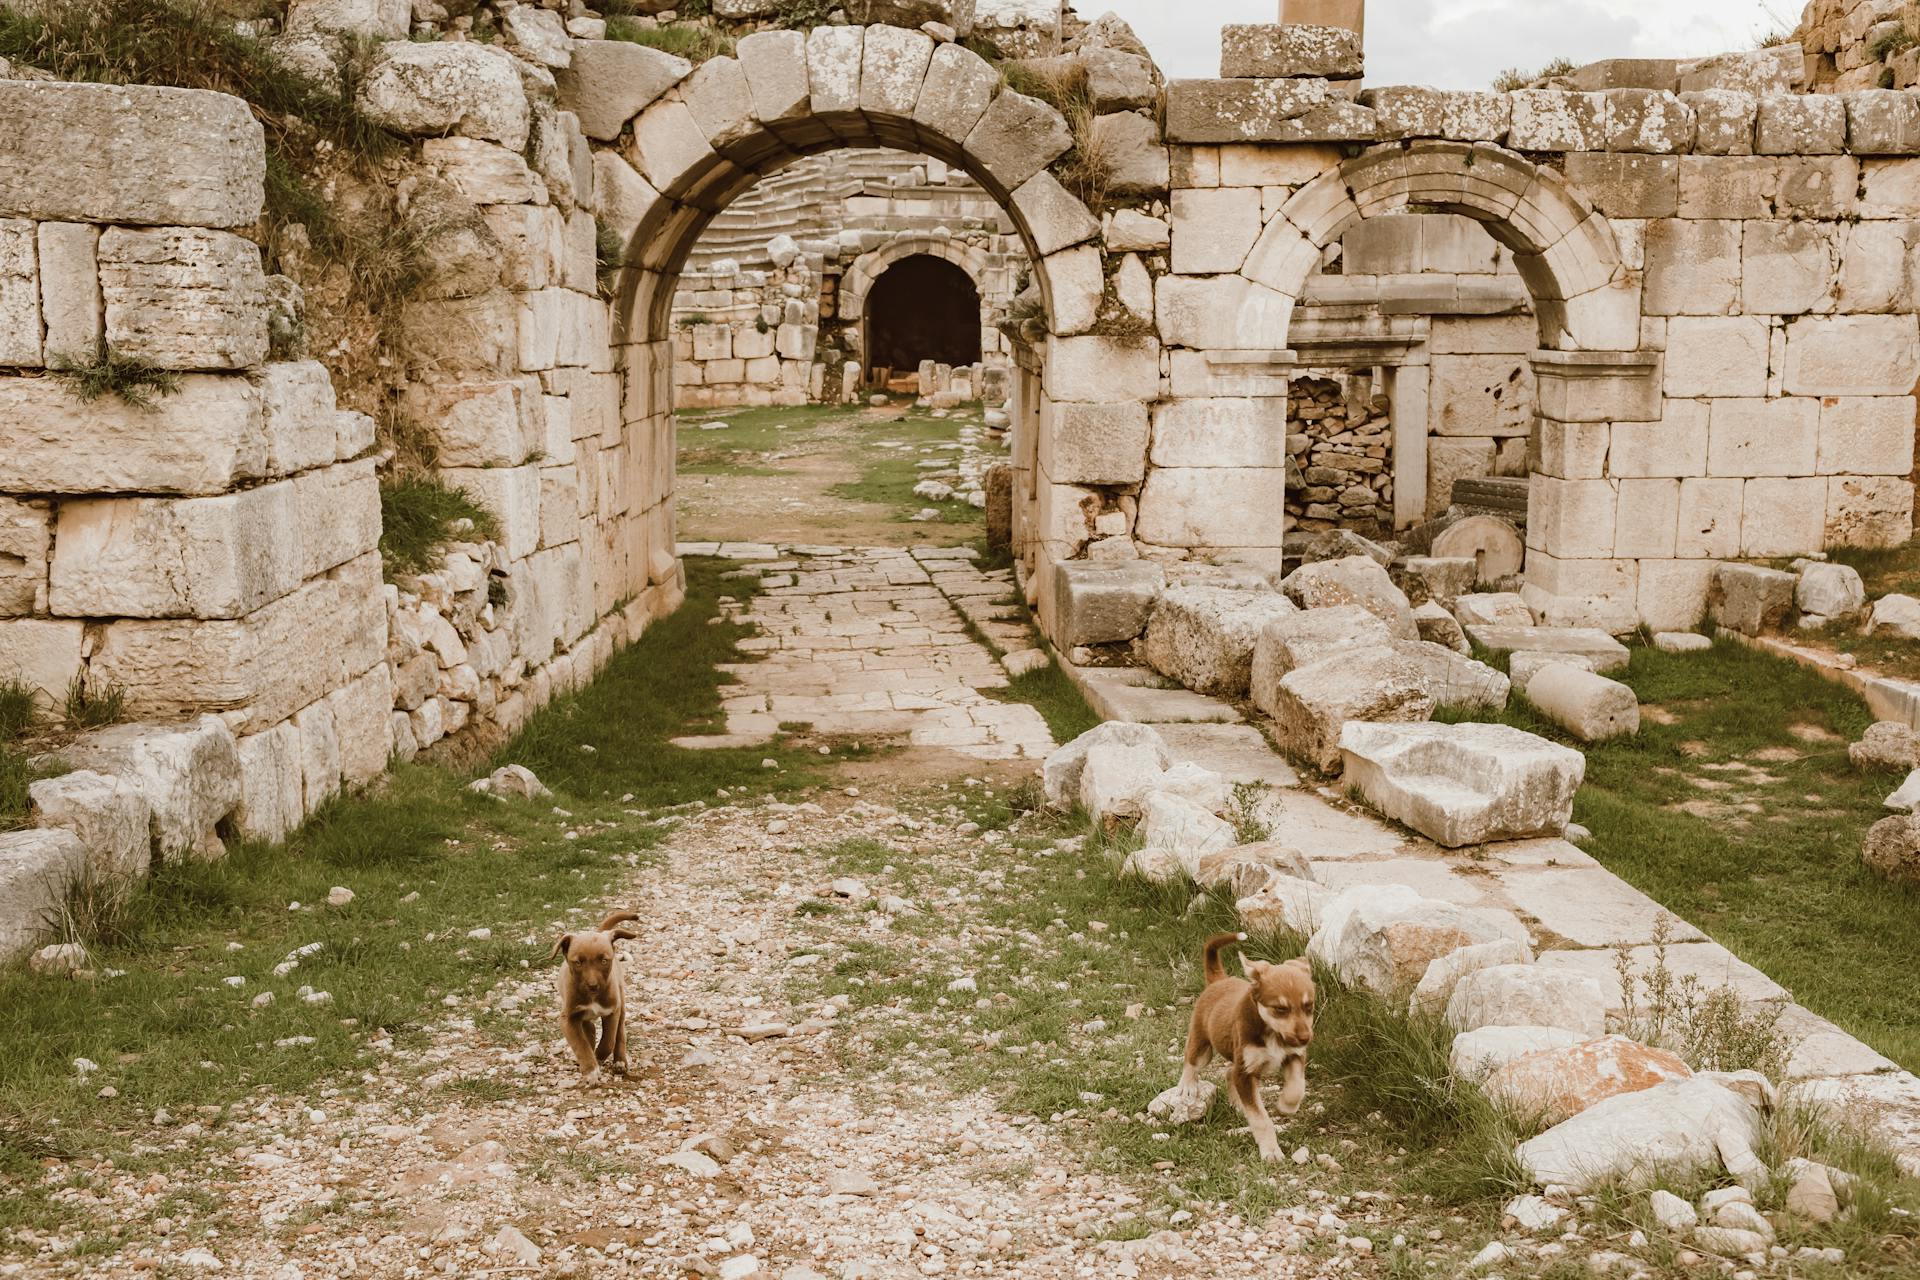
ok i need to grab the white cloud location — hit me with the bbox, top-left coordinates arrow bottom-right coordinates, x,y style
1086,0 -> 1794,88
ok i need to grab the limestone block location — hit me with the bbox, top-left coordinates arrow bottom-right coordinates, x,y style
1361,87 -> 1510,142
423,136 -> 545,206
1250,605 -> 1393,714
1527,476 -> 1617,560
1741,477 -> 1827,558
1613,478 -> 1681,560
1451,1026 -> 1587,1082
0,618 -> 84,706
859,25 -> 934,120
286,0 -> 409,38
0,82 -> 264,229
1464,624 -> 1631,672
234,720 -> 303,844
963,88 -> 1074,193
405,377 -> 540,468
1515,1079 -> 1763,1193
1410,939 -> 1533,1018
914,41 -> 998,144
1049,561 -> 1165,647
1610,404 -> 1709,479
1171,187 -> 1263,276
1220,23 -> 1361,78
89,555 -> 387,736
1394,639 -> 1510,712
1010,170 -> 1100,257
1137,467 -> 1288,549
258,361 -> 343,477
57,715 -> 242,860
1164,78 -> 1360,144
1742,220 -> 1840,316
1675,477 -> 1745,559
358,40 -> 531,151
1340,721 -> 1586,848
1309,884 -> 1526,1001
48,485 -> 304,621
1828,475 -> 1914,548
1535,419 -> 1611,481
1679,45 -> 1799,95
1087,111 -> 1167,196
1040,402 -> 1148,485
330,664 -> 394,787
1425,438 -> 1496,520
1043,243 -> 1102,336
1106,209 -> 1170,254
1636,560 -> 1717,633
1078,45 -> 1156,114
1663,316 -> 1768,397
1042,721 -> 1170,810
1402,557 -> 1478,606
0,828 -> 86,964
1525,665 -> 1640,742
1845,89 -> 1920,154
98,228 -> 267,371
1446,963 -> 1607,1037
1142,585 -> 1298,697
296,696 -> 341,814
1453,594 -> 1533,628
735,29 -> 810,132
1798,562 -> 1868,620
1559,153 -> 1678,219
1430,354 -> 1533,438
1603,89 -> 1696,154
1044,336 -> 1160,403
1641,219 -> 1740,315
1680,155 -> 1855,220
0,220 -> 39,368
1508,90 -> 1606,152
1783,315 -> 1920,395
34,222 -> 100,365
1707,563 -> 1797,635
1269,646 -> 1435,773
1281,556 -> 1417,640
0,498 -> 49,617
1155,274 -> 1292,350
1684,89 -> 1758,156
1486,1035 -> 1693,1126
1756,93 -> 1847,155
805,24 -> 864,128
292,460 -> 381,580
1706,398 -> 1817,478
1150,398 -> 1288,468
479,203 -> 565,292
28,768 -> 152,886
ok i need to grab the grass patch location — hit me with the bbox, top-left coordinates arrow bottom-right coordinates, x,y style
1825,538 -> 1920,599
1491,55 -> 1578,91
1003,59 -> 1110,215
0,557 -> 833,1241
986,657 -> 1101,744
377,475 -> 503,577
44,349 -> 180,410
606,17 -> 734,62
1448,638 -> 1920,1070
61,676 -> 125,731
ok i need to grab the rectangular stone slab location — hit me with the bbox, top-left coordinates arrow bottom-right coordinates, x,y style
1464,625 -> 1631,672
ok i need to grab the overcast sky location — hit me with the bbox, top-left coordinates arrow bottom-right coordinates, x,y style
1092,0 -> 1801,89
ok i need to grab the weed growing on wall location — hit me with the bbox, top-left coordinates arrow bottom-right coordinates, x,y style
377,475 -> 504,577
44,348 -> 181,411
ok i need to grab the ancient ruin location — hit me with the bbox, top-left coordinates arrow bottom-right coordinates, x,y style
5,0 -> 1920,1275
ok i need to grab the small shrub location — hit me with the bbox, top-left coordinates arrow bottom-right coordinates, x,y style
46,349 -> 181,410
1003,61 -> 1111,213
606,17 -> 734,62
1615,916 -> 1799,1078
379,475 -> 503,576
63,676 -> 126,730
1492,56 -> 1578,92
772,0 -> 836,29
596,222 -> 625,300
1228,784 -> 1274,845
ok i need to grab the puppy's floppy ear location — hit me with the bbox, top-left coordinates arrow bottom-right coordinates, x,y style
549,934 -> 573,960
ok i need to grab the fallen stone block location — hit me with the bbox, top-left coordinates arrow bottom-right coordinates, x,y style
1401,556 -> 1478,605
1463,625 -> 1630,673
1796,563 -> 1866,621
1708,564 -> 1797,637
0,828 -> 87,964
1152,760 -> 1233,815
1142,585 -> 1298,698
1514,1078 -> 1766,1192
1412,601 -> 1470,653
1236,873 -> 1331,937
1041,721 -> 1170,810
1196,841 -> 1314,899
1523,665 -> 1640,742
57,716 -> 242,861
1509,650 -> 1598,686
1484,1034 -> 1693,1125
1281,555 -> 1418,641
26,770 -> 153,885
1653,631 -> 1711,654
1394,639 -> 1509,711
1124,791 -> 1237,882
1449,1026 -> 1588,1082
1409,938 -> 1533,1017
1050,560 -> 1166,647
1864,812 -> 1920,882
1300,528 -> 1393,568
1852,722 -> 1918,773
1269,646 -> 1435,773
1079,741 -> 1168,823
1310,883 -> 1529,999
1249,605 -> 1392,716
1453,592 -> 1533,628
1339,721 -> 1586,848
1869,593 -> 1920,640
357,40 -> 531,150
1447,963 -> 1607,1037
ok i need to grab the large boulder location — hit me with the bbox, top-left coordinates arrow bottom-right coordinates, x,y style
1484,1035 -> 1694,1124
1249,605 -> 1392,715
1050,561 -> 1167,647
1308,884 -> 1530,999
1409,938 -> 1532,1017
1851,722 -> 1918,773
1523,665 -> 1640,742
1269,647 -> 1435,773
0,828 -> 87,963
1446,964 -> 1607,1037
1707,564 -> 1796,637
1142,586 -> 1298,697
1393,640 -> 1510,712
1236,873 -> 1331,937
1339,722 -> 1586,848
1281,556 -> 1418,640
1869,593 -> 1920,640
57,716 -> 242,860
1450,1026 -> 1588,1082
1124,791 -> 1237,882
1195,841 -> 1313,898
1514,1078 -> 1766,1192
1863,813 -> 1920,884
1042,721 -> 1169,809
357,41 -> 532,151
1078,741 -> 1168,822
1796,563 -> 1866,622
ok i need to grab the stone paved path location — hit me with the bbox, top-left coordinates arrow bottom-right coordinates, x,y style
676,544 -> 1055,763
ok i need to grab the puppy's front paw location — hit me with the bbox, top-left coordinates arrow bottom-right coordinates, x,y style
581,1067 -> 606,1087
1258,1143 -> 1283,1164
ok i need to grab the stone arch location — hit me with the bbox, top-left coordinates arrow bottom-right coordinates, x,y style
1269,141 -> 1637,352
842,236 -> 998,374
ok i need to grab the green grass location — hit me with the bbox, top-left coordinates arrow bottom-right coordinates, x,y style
45,348 -> 179,409
1826,539 -> 1920,600
0,559 -> 846,1241
377,475 -> 503,577
1451,638 -> 1920,1070
986,657 -> 1102,744
824,409 -> 987,528
1,679 -> 43,833
606,16 -> 734,61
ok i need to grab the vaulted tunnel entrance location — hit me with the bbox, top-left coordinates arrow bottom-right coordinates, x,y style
864,254 -> 983,381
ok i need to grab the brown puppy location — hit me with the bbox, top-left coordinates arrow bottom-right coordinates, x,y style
1178,932 -> 1315,1162
551,909 -> 642,1085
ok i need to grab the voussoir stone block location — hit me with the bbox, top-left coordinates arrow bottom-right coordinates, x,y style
1050,561 -> 1166,648
1143,585 -> 1298,698
0,82 -> 264,228
859,24 -> 934,119
1010,170 -> 1100,257
914,41 -> 998,143
98,228 -> 268,371
963,88 -> 1074,193
1340,721 -> 1586,848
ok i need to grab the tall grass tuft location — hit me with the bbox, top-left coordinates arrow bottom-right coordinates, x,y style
45,348 -> 181,410
378,475 -> 503,576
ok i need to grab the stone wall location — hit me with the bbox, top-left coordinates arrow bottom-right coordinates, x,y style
1285,374 -> 1392,533
1799,0 -> 1920,90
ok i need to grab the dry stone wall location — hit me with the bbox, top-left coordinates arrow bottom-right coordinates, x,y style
1799,0 -> 1920,90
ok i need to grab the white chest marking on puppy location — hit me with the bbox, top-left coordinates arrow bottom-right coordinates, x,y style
1239,1038 -> 1298,1080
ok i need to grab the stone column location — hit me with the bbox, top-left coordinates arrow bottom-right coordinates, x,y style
1385,359 -> 1429,532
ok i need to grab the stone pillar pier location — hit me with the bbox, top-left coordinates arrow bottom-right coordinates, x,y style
1280,0 -> 1364,35
1385,361 -> 1430,531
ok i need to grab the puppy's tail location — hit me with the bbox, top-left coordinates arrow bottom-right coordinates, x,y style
1202,932 -> 1247,986
596,910 -> 640,931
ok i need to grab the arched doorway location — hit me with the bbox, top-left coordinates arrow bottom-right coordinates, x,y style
863,253 -> 983,382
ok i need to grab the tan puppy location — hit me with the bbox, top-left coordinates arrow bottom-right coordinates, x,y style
551,909 -> 642,1085
1178,932 -> 1316,1162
